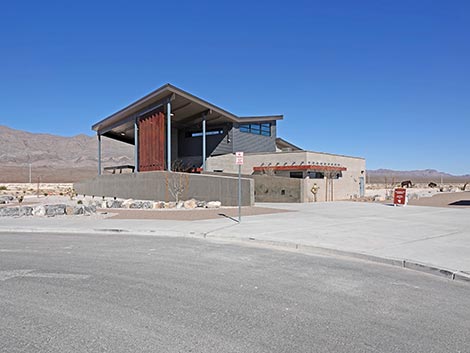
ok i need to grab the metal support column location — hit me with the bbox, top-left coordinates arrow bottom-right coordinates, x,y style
97,133 -> 102,175
166,100 -> 172,171
134,118 -> 139,173
202,113 -> 206,171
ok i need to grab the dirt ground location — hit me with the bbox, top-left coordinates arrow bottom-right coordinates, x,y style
104,206 -> 291,221
408,191 -> 470,208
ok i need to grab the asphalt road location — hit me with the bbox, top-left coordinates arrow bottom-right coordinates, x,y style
0,232 -> 469,353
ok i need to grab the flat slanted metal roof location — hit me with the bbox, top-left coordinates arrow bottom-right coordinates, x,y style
92,83 -> 283,136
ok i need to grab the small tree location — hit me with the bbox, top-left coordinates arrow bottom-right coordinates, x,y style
166,171 -> 190,203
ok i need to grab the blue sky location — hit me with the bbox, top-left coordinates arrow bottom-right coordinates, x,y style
1,1 -> 469,174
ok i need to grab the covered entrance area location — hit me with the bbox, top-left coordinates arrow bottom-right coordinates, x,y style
93,84 -> 240,174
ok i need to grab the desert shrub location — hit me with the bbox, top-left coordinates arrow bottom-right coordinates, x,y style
77,200 -> 83,205
0,186 -> 7,191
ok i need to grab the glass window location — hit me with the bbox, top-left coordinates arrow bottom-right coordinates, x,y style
187,129 -> 223,138
240,124 -> 250,133
239,123 -> 271,136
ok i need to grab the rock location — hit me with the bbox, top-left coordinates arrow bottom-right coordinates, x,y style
107,200 -> 123,209
101,201 -> 108,208
142,201 -> 153,209
32,205 -> 46,216
153,201 -> 165,209
129,201 -> 143,209
196,200 -> 206,208
44,204 -> 67,217
66,206 -> 74,215
122,199 -> 134,208
183,199 -> 197,209
0,195 -> 14,204
176,201 -> 184,209
73,205 -> 85,215
19,206 -> 33,217
84,205 -> 96,214
165,202 -> 176,209
0,195 -> 15,202
0,207 -> 20,217
206,201 -> 221,209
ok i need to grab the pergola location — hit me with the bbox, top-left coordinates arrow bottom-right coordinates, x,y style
92,83 -> 281,174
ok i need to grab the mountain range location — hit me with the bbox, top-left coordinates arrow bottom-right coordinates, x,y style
0,125 -> 468,183
366,169 -> 470,183
0,125 -> 133,182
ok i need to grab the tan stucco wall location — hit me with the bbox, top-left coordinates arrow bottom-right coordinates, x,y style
206,151 -> 366,202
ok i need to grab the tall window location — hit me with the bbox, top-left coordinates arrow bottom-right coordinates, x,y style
239,123 -> 271,136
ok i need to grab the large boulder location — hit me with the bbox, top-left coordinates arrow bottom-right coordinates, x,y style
44,204 -> 67,217
183,199 -> 197,209
32,205 -> 46,216
0,207 -> 20,217
19,206 -> 33,217
196,201 -> 207,208
129,201 -> 143,209
142,201 -> 153,209
165,202 -> 176,209
107,200 -> 123,209
121,199 -> 134,208
153,201 -> 165,209
206,201 -> 222,209
85,205 -> 96,214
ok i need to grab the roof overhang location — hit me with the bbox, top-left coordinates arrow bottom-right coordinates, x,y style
92,84 -> 283,138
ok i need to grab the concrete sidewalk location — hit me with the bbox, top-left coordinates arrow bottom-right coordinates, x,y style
1,202 -> 469,282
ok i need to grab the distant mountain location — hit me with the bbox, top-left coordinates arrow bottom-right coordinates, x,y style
367,169 -> 470,183
0,125 -> 133,182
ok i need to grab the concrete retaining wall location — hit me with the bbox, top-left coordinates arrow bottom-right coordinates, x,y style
74,171 -> 254,206
203,172 -> 303,203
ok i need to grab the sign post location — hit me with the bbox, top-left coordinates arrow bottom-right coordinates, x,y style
235,152 -> 244,222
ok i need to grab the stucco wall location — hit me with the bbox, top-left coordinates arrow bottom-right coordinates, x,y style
206,150 -> 366,202
74,171 -> 254,206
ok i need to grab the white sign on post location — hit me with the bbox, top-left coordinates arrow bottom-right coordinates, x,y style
235,151 -> 244,165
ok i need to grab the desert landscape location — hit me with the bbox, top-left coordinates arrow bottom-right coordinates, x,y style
0,125 -> 133,183
1,125 -> 469,209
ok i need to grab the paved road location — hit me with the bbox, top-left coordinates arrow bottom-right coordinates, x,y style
0,232 -> 469,353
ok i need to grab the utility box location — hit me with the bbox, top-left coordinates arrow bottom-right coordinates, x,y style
393,188 -> 407,206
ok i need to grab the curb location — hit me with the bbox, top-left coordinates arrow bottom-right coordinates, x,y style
201,233 -> 470,285
1,227 -> 469,285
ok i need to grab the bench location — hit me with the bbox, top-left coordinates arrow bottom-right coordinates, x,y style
103,165 -> 135,174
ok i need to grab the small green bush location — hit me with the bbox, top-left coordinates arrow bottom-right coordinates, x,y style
0,186 -> 7,191
77,200 -> 83,205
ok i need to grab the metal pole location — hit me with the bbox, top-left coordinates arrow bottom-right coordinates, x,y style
202,113 -> 206,171
134,119 -> 139,172
97,134 -> 102,176
238,164 -> 241,223
167,100 -> 172,171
